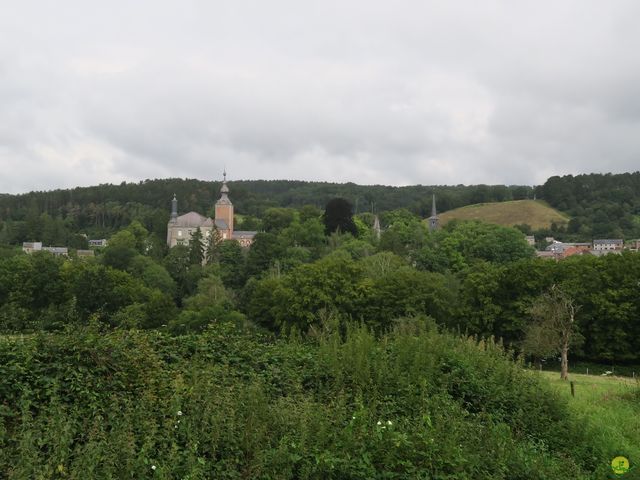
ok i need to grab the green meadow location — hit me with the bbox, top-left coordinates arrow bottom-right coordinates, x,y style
541,371 -> 640,478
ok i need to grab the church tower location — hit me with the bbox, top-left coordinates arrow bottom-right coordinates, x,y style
373,214 -> 381,240
214,171 -> 234,239
428,194 -> 439,232
170,194 -> 178,223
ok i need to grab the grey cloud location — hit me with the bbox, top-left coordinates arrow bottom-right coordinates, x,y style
1,1 -> 640,193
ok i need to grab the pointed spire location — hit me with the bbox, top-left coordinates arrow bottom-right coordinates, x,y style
217,170 -> 231,204
170,194 -> 178,222
373,214 -> 381,240
428,193 -> 439,232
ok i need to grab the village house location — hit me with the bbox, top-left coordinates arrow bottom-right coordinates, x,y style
88,239 -> 108,248
593,239 -> 624,251
22,242 -> 42,254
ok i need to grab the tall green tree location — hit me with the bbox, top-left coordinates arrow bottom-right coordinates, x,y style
205,226 -> 223,264
218,240 -> 245,289
245,233 -> 286,278
323,198 -> 357,236
101,230 -> 137,271
525,285 -> 580,380
189,227 -> 205,265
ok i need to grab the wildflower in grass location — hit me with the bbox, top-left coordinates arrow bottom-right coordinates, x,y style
387,420 -> 392,426
151,465 -> 157,471
177,410 -> 183,416
377,421 -> 382,425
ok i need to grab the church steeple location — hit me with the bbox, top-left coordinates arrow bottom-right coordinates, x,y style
170,194 -> 178,223
218,169 -> 231,202
215,170 -> 234,238
373,214 -> 381,240
428,194 -> 439,232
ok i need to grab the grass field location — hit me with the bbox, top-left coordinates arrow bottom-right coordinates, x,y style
439,199 -> 569,230
540,371 -> 640,477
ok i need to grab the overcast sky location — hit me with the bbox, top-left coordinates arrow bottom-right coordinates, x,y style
1,1 -> 640,194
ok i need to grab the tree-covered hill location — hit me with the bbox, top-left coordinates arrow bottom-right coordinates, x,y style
0,179 -> 533,244
3,171 -> 640,245
537,172 -> 640,239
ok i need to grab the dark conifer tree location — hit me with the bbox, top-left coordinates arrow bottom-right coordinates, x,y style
205,226 -> 222,264
323,198 -> 358,236
189,227 -> 205,265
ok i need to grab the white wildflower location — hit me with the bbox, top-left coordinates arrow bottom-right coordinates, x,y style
151,465 -> 156,471
377,421 -> 382,426
387,420 -> 392,426
177,410 -> 183,416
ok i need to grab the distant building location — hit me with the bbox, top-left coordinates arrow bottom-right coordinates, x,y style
23,242 -> 68,257
22,242 -> 43,254
545,241 -> 566,255
167,172 -> 257,248
76,249 -> 95,258
88,239 -> 108,248
42,247 -> 68,257
560,245 -> 591,259
525,235 -> 535,246
628,239 -> 640,252
538,241 -> 592,260
373,215 -> 381,240
593,239 -> 624,251
428,194 -> 439,232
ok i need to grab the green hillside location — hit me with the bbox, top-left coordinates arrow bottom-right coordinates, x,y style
438,199 -> 569,230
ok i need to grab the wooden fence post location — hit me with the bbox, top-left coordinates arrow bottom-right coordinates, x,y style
570,381 -> 575,398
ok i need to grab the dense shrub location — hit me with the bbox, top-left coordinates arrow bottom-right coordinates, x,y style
0,321 -> 608,478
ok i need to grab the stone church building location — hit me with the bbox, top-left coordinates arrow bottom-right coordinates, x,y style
166,173 -> 257,248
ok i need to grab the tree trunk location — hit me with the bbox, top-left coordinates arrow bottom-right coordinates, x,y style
534,357 -> 542,371
560,343 -> 569,380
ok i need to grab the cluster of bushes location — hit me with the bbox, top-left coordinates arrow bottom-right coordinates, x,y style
0,319 -> 614,478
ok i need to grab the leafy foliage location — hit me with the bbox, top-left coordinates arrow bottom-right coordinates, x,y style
323,197 -> 358,236
537,172 -> 640,239
0,321 -> 609,478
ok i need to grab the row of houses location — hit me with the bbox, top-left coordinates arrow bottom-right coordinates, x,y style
22,239 -> 108,257
529,237 -> 640,260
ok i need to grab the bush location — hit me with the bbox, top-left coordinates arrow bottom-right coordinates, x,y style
0,321 -> 607,478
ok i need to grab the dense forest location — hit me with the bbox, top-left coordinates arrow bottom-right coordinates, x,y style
3,172 -> 640,246
0,179 -> 533,245
538,172 -> 640,239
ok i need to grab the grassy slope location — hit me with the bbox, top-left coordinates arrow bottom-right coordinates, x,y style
540,371 -> 640,477
439,199 -> 569,230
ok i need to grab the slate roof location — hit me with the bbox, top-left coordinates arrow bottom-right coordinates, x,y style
174,212 -> 214,228
593,239 -> 623,244
215,219 -> 229,230
232,231 -> 257,239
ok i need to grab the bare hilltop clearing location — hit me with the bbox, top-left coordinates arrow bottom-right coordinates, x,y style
438,199 -> 570,230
